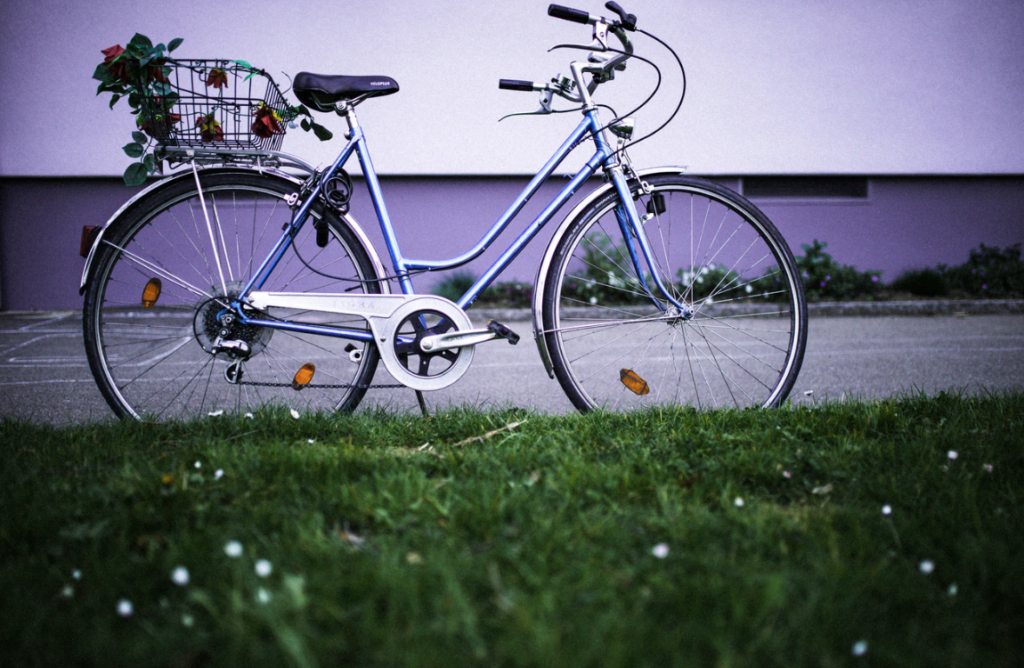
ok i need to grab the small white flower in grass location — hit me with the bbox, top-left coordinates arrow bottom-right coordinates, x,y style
61,585 -> 74,598
919,560 -> 935,575
244,412 -> 254,420
983,463 -> 993,473
117,599 -> 133,617
852,640 -> 868,657
171,566 -> 189,586
734,497 -> 745,507
651,543 -> 669,559
290,408 -> 300,419
224,541 -> 243,558
214,469 -> 224,480
194,461 -> 201,470
72,569 -> 82,580
257,587 -> 271,604
882,504 -> 892,516
255,559 -> 272,577
783,470 -> 791,479
947,583 -> 958,596
208,409 -> 224,417
947,450 -> 958,460
308,439 -> 315,445
181,613 -> 194,628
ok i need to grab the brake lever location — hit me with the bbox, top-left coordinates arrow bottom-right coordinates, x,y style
498,77 -> 579,122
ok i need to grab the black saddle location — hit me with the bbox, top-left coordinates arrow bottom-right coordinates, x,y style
293,73 -> 399,111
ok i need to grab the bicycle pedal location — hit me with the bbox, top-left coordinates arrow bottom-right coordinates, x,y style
487,320 -> 520,345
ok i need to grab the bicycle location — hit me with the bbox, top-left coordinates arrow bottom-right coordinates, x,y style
81,2 -> 807,420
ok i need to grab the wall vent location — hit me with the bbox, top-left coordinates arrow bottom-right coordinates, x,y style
742,176 -> 869,200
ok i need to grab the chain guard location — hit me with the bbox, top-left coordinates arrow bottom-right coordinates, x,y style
245,291 -> 474,391
375,296 -> 474,391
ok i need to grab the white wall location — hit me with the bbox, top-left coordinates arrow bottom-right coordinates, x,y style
2,0 -> 1022,176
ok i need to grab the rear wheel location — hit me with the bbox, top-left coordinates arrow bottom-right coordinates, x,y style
83,170 -> 381,420
542,175 -> 807,412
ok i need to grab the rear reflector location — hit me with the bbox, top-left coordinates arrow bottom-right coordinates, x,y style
80,226 -> 100,258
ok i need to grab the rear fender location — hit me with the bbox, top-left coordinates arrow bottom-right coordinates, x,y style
79,167 -> 390,296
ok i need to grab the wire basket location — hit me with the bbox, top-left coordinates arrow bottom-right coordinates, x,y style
140,59 -> 290,151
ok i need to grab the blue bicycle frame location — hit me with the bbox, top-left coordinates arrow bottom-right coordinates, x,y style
233,104 -> 684,342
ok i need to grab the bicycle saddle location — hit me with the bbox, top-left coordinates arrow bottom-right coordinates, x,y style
293,73 -> 399,111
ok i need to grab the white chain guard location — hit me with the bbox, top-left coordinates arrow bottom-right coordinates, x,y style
247,292 -> 474,391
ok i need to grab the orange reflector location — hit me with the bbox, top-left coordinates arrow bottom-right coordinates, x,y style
292,363 -> 315,390
620,368 -> 650,395
141,278 -> 162,308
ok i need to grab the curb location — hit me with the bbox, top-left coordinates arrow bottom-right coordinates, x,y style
468,299 -> 1024,322
2,300 -> 1021,324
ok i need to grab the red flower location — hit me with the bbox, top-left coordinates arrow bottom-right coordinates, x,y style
196,114 -> 224,143
252,103 -> 283,139
101,45 -> 127,82
147,58 -> 168,84
206,68 -> 229,89
140,111 -> 181,138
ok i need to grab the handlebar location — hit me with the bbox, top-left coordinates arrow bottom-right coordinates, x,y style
500,3 -> 638,100
548,3 -> 636,31
498,79 -> 537,92
548,4 -> 591,25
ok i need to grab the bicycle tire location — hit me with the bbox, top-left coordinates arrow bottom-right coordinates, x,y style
542,174 -> 807,412
83,170 -> 381,420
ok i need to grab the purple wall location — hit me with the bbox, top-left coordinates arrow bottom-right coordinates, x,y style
1,175 -> 1022,311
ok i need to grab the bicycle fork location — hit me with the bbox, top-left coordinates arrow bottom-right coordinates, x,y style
606,166 -> 693,319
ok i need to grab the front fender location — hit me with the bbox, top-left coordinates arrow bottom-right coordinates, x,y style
79,167 -> 391,296
530,167 -> 689,377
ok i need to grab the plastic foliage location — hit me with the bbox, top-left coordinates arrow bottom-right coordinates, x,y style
94,35 -> 333,186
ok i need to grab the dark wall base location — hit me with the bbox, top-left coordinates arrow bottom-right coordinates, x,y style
1,175 -> 1021,311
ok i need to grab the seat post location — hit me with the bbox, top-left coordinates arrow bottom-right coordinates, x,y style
337,102 -> 361,137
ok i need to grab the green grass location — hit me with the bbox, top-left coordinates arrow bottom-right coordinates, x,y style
2,392 -> 1023,667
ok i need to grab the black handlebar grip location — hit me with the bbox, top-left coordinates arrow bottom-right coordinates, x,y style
548,4 -> 591,24
499,79 -> 535,92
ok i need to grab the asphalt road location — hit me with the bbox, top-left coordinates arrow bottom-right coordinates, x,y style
1,310 -> 1022,424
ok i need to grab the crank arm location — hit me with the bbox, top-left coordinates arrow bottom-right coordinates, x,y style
419,328 -> 498,353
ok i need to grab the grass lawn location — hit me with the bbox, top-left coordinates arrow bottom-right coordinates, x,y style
1,392 -> 1022,667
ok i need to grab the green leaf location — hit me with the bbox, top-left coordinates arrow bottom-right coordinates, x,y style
123,162 -> 148,186
128,33 -> 153,51
232,59 -> 253,70
92,64 -> 110,82
300,119 -> 311,131
168,38 -> 184,52
123,142 -> 145,158
143,153 -> 156,173
131,131 -> 147,144
311,123 -> 333,142
109,94 -> 122,109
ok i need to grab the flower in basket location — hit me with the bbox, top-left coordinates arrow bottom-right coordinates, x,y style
196,113 -> 224,143
205,68 -> 229,89
139,107 -> 182,138
252,102 -> 284,139
146,58 -> 169,84
101,45 -> 128,83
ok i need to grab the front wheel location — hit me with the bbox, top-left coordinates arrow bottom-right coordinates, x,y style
83,170 -> 381,420
542,175 -> 807,412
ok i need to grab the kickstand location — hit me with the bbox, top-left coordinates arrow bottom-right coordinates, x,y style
415,390 -> 429,418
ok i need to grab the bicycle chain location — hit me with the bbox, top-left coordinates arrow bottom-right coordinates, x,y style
237,381 -> 407,389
